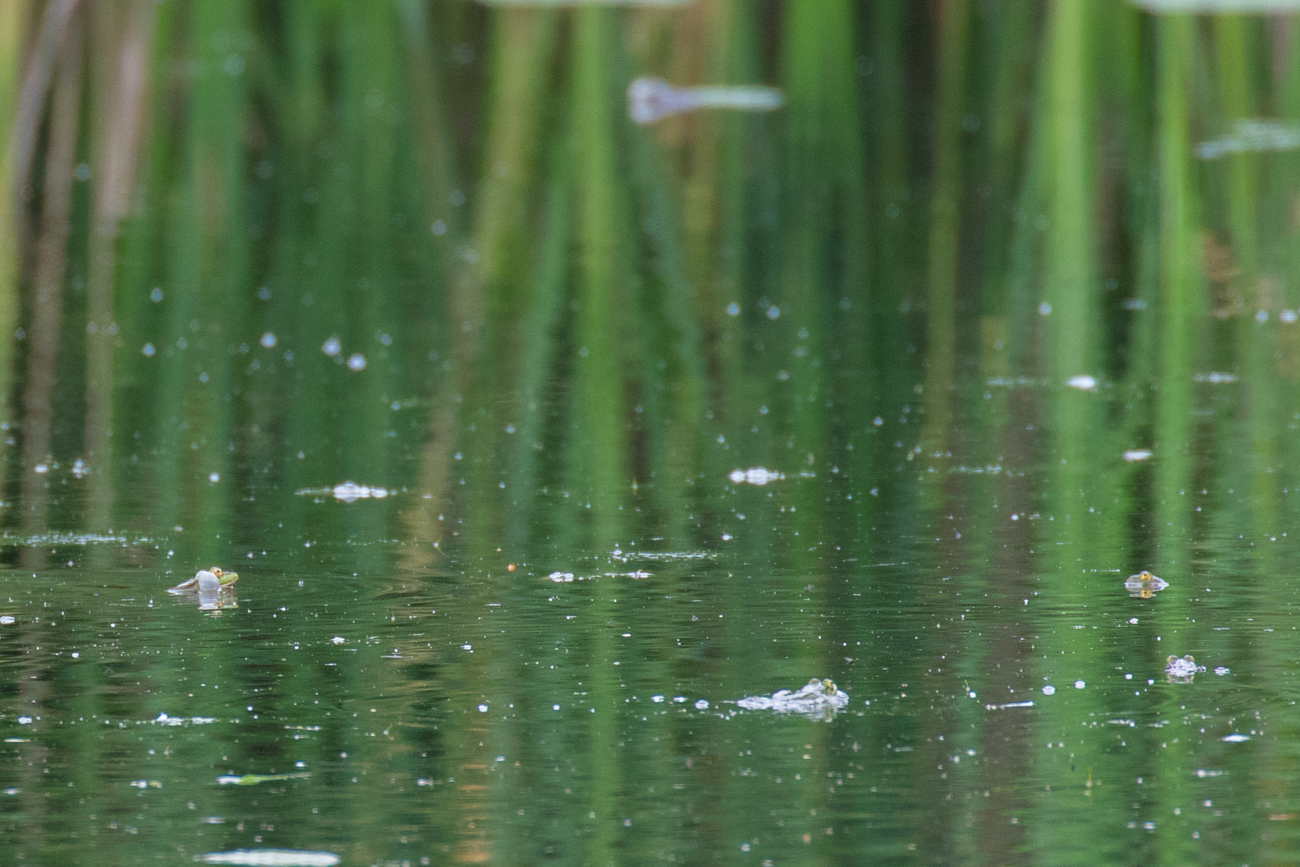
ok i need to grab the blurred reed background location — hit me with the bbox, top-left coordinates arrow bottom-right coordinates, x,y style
2,0 -> 1299,573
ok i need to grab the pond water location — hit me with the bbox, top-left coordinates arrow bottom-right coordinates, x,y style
6,1 -> 1300,865
5,382 -> 1297,865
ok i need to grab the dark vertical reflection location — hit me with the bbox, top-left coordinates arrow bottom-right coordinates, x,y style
920,0 -> 969,467
0,0 -> 32,447
84,0 -> 151,547
19,4 -> 82,568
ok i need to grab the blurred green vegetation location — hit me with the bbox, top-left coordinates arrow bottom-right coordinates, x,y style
6,0 -> 1300,864
8,0 -> 1296,550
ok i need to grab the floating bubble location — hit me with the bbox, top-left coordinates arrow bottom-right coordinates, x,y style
346,353 -> 366,371
321,336 -> 341,357
260,332 -> 276,348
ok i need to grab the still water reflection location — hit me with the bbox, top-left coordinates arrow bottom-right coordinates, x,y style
5,0 -> 1300,865
3,420 -> 1297,865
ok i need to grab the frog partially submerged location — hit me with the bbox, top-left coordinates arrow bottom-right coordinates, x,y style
1165,655 -> 1205,683
167,567 -> 238,595
736,678 -> 849,719
1124,570 -> 1168,598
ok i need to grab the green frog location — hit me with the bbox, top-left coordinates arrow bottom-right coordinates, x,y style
1164,654 -> 1205,682
167,567 -> 238,595
736,677 -> 849,717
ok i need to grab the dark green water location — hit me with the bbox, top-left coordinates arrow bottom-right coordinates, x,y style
6,1 -> 1300,864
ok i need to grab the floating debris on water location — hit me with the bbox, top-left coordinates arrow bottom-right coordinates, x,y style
217,773 -> 310,786
729,467 -> 784,486
546,571 -> 577,583
295,482 -> 390,502
1124,570 -> 1168,598
1222,733 -> 1251,743
1194,371 -> 1237,384
0,615 -> 13,625
629,77 -> 785,125
1122,449 -> 1153,462
734,678 -> 848,720
948,464 -> 1020,476
0,532 -> 130,546
1196,119 -> 1300,158
199,851 -> 341,867
1214,666 -> 1231,676
1066,374 -> 1099,391
610,548 -> 714,561
150,713 -> 217,726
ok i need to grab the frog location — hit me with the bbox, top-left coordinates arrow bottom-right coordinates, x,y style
1164,654 -> 1205,682
167,567 -> 238,595
1123,570 -> 1168,598
735,678 -> 849,719
781,678 -> 841,700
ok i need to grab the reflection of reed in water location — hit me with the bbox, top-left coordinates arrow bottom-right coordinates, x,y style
20,6 -> 84,571
627,76 -> 784,124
